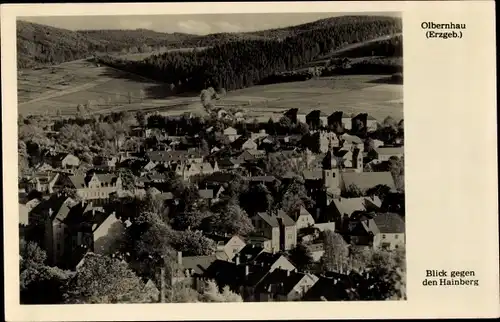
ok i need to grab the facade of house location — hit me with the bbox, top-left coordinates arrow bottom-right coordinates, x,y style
67,173 -> 123,203
52,153 -> 80,169
290,206 -> 316,230
374,147 -> 404,162
367,213 -> 405,250
251,212 -> 281,253
223,127 -> 239,142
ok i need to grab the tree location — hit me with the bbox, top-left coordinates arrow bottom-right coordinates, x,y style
117,168 -> 136,191
199,280 -> 243,302
289,244 -> 314,271
321,230 -> 349,273
205,203 -> 254,236
20,240 -> 73,304
135,110 -> 147,127
63,253 -> 152,303
171,230 -> 216,256
382,116 -> 397,130
343,183 -> 363,198
171,210 -> 211,231
280,179 -> 314,215
365,184 -> 392,201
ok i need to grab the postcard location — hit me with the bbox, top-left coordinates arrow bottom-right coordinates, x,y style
1,1 -> 498,321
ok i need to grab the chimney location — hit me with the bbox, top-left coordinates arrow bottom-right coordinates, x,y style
245,265 -> 249,276
177,251 -> 182,265
235,254 -> 240,266
286,270 -> 290,277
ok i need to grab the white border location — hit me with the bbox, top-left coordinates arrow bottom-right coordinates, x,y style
2,2 -> 499,321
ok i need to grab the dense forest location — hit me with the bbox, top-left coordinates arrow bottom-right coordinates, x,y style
17,15 -> 401,70
96,16 -> 402,93
17,21 -> 199,68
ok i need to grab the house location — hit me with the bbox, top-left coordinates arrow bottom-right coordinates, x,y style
217,157 -> 243,171
352,213 -> 405,250
235,244 -> 267,265
289,206 -> 315,230
303,275 -> 355,301
202,259 -> 270,301
276,211 -> 298,251
315,130 -> 340,153
339,134 -> 364,152
251,212 -> 281,253
176,252 -> 219,291
250,252 -> 296,273
327,196 -> 382,232
145,150 -> 205,167
284,108 -> 299,124
327,111 -> 352,131
237,149 -> 266,163
208,235 -> 246,261
374,146 -> 404,162
306,110 -> 328,129
51,153 -> 80,170
340,172 -> 396,195
352,113 -> 378,133
29,195 -> 125,268
93,156 -> 118,171
322,147 -> 363,173
61,173 -> 123,204
232,136 -> 258,151
306,243 -> 325,262
255,269 -> 319,302
223,127 -> 240,142
25,172 -> 60,194
175,161 -> 218,181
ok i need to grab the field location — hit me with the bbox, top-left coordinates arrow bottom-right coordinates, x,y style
18,59 -> 402,122
226,75 -> 403,122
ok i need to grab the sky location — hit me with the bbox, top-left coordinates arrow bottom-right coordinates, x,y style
19,12 -> 400,35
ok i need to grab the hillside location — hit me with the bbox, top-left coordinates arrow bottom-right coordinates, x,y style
17,21 -> 198,69
96,15 -> 402,93
17,15 -> 401,69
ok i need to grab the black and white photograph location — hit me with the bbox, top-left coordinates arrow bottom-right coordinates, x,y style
16,11 -> 405,304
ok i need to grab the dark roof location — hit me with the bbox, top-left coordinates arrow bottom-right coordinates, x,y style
276,210 -> 296,227
204,260 -> 270,290
245,176 -> 277,183
69,175 -> 86,189
202,172 -> 237,184
342,172 -> 396,191
303,276 -> 354,301
181,255 -> 217,276
371,213 -> 405,234
236,245 -> 265,264
256,269 -> 311,296
146,150 -> 204,163
31,195 -> 75,222
255,212 -> 280,228
252,252 -> 286,268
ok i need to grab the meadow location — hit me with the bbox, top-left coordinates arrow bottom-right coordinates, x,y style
18,59 -> 402,122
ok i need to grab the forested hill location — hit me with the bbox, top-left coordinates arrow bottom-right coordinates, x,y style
17,21 -> 198,68
97,15 -> 402,93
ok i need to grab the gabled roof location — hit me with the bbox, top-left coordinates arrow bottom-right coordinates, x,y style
246,176 -> 276,183
371,213 -> 405,234
342,172 -> 396,191
236,244 -> 265,264
256,269 -> 314,296
302,170 -> 323,181
374,146 -> 404,156
69,175 -> 86,189
146,150 -> 204,163
181,255 -> 218,276
340,134 -> 363,145
276,210 -> 296,227
254,212 -> 280,228
302,276 -> 354,301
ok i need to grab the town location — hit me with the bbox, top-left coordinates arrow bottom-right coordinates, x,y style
19,101 -> 406,303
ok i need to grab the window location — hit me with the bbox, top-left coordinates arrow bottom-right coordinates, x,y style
382,234 -> 386,239
395,235 -> 399,239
